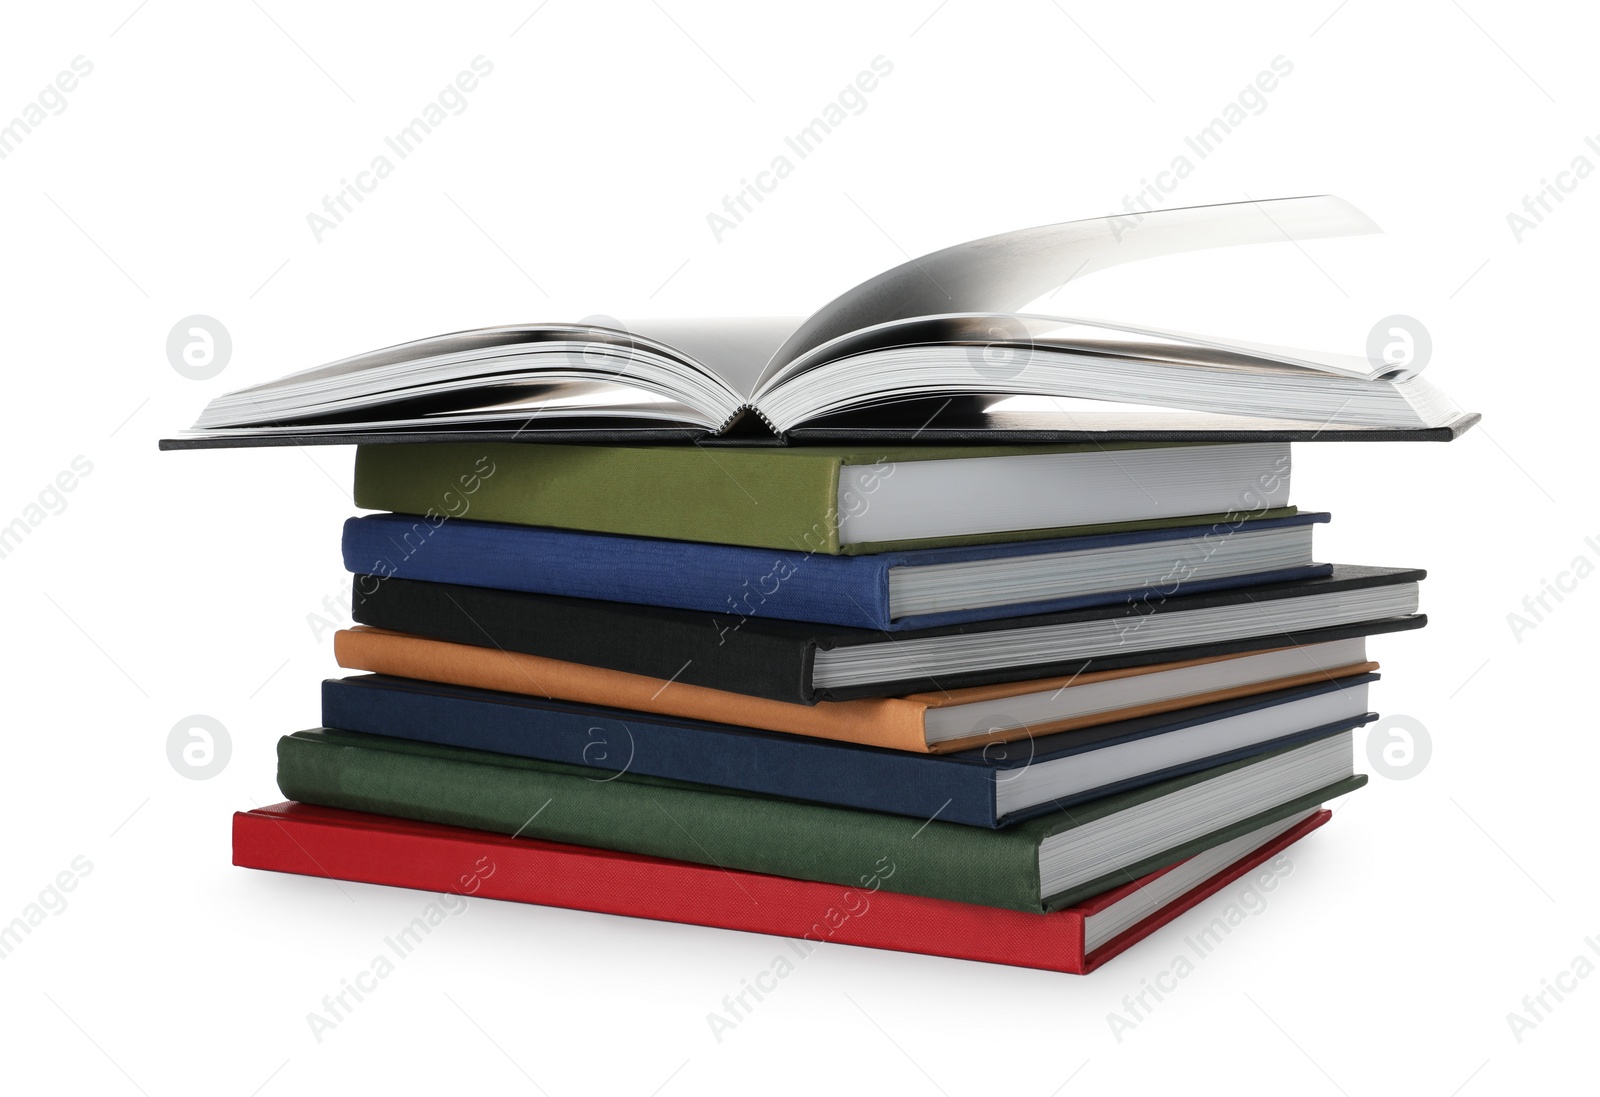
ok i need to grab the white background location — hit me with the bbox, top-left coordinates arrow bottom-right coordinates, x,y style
0,1 -> 1594,1093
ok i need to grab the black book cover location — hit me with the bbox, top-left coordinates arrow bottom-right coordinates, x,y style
350,564 -> 1426,703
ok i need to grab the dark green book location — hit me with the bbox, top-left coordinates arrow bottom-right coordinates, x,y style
276,726 -> 1364,912
351,440 -> 1298,553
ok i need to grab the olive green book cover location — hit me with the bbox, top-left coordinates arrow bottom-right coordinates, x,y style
352,441 -> 1292,554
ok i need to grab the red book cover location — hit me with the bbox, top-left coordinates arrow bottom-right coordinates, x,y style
234,802 -> 1331,974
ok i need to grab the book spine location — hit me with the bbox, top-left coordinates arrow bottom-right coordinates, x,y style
350,576 -> 830,705
233,806 -> 1090,972
342,513 -> 894,630
320,677 -> 999,826
353,443 -> 847,553
275,731 -> 1045,910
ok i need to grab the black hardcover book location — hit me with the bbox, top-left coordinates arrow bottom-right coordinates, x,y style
350,564 -> 1427,703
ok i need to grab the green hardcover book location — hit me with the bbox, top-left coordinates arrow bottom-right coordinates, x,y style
352,440 -> 1297,553
275,727 -> 1363,912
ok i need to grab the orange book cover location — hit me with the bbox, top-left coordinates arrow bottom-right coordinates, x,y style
334,627 -> 1377,754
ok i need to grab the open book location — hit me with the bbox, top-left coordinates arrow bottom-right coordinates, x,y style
162,197 -> 1478,450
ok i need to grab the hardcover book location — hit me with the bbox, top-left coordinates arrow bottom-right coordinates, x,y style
274,725 -> 1365,912
348,564 -> 1426,702
162,196 -> 1476,449
350,440 -> 1298,554
318,672 -> 1377,827
341,510 -> 1330,629
333,626 -> 1381,752
233,802 -> 1333,974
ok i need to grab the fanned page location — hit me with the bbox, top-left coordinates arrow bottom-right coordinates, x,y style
186,319 -> 792,437
752,311 -> 1467,434
748,196 -> 1469,436
160,196 -> 1478,449
756,195 -> 1383,388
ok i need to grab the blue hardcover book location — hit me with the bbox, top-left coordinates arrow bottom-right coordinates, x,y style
319,672 -> 1377,827
342,511 -> 1331,630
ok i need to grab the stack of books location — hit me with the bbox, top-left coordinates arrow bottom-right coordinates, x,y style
169,197 -> 1476,973
229,438 -> 1428,973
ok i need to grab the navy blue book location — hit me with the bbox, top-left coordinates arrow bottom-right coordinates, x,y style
341,511 -> 1331,630
320,672 -> 1377,827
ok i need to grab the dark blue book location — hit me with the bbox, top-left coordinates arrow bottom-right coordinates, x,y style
320,672 -> 1377,828
341,511 -> 1331,630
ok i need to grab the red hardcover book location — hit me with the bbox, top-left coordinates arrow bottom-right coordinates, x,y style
234,802 -> 1331,974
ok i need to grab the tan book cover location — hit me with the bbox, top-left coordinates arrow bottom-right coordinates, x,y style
333,627 -> 1377,754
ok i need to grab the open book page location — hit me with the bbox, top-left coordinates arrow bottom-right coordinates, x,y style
758,313 -> 1386,388
198,317 -> 798,431
166,194 -> 1478,446
214,325 -> 629,395
755,196 -> 1381,393
1024,317 -> 1386,379
751,307 -> 1464,433
621,316 -> 801,398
